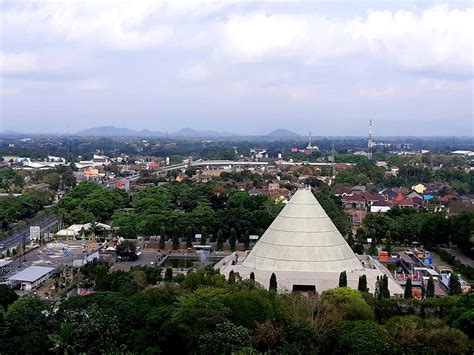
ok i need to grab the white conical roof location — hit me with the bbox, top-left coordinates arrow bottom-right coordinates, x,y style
242,188 -> 363,273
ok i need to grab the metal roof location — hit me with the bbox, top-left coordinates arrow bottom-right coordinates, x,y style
0,259 -> 12,267
8,266 -> 55,282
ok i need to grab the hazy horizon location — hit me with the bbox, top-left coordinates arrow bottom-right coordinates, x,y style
1,1 -> 473,136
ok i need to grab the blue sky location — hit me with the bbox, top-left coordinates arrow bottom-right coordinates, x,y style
0,0 -> 472,136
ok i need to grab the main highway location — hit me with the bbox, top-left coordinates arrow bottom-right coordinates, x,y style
0,214 -> 59,251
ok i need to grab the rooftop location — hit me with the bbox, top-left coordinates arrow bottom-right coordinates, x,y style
8,266 -> 55,282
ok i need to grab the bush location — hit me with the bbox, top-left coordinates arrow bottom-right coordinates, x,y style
334,320 -> 387,354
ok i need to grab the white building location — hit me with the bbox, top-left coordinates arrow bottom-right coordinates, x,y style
8,266 -> 55,291
216,188 -> 403,295
370,200 -> 391,213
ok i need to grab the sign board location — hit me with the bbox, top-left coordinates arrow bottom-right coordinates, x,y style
30,226 -> 41,241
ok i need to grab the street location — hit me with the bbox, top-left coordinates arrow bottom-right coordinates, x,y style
0,214 -> 58,251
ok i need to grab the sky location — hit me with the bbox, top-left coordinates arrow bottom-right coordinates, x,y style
0,0 -> 473,136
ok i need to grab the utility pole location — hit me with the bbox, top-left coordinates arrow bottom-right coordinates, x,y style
67,122 -> 70,164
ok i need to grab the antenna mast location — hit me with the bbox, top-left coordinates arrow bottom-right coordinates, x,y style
368,119 -> 373,160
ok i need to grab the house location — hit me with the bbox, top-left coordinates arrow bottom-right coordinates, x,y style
332,186 -> 352,197
352,185 -> 366,193
411,196 -> 424,208
393,193 -> 414,208
341,194 -> 366,210
92,154 -> 110,164
406,191 -> 423,200
370,199 -> 391,213
379,188 -> 399,201
438,194 -> 457,203
250,185 -> 291,201
412,184 -> 426,194
341,194 -> 368,226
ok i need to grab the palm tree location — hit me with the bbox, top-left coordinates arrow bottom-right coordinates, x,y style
49,323 -> 76,355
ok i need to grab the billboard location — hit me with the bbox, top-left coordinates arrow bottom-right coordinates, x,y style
30,226 -> 41,241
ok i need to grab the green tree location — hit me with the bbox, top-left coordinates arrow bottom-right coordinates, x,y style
201,226 -> 207,245
404,278 -> 413,299
242,231 -> 250,250
449,273 -> 462,295
249,272 -> 255,281
48,323 -> 76,355
426,276 -> 435,298
381,275 -> 390,299
339,271 -> 347,287
228,270 -> 236,286
116,240 -> 137,261
229,228 -> 237,251
172,226 -> 180,250
198,322 -> 251,355
131,270 -> 147,291
185,226 -> 193,248
172,287 -> 230,350
112,211 -> 138,238
269,273 -> 277,292
70,305 -> 121,354
159,225 -> 166,250
0,284 -> 18,310
334,320 -> 387,354
358,275 -> 368,293
216,229 -> 224,251
165,267 -> 173,282
322,287 -> 374,321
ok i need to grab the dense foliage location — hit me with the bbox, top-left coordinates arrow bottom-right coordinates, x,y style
1,264 -> 472,354
56,182 -> 128,225
361,208 -> 474,258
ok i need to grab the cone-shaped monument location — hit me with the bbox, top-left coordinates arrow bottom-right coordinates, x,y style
242,188 -> 362,273
216,188 -> 403,295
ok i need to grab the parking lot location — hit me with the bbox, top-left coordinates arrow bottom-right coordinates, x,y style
110,249 -> 158,272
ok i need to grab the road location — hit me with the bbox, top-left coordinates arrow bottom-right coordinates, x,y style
441,248 -> 474,268
0,214 -> 58,251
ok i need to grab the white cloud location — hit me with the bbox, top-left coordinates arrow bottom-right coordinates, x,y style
179,65 -> 209,82
346,5 -> 474,75
216,5 -> 473,75
72,79 -> 108,91
1,1 -> 173,51
0,87 -> 20,96
0,52 -> 38,74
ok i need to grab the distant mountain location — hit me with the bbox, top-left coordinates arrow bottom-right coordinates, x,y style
76,126 -> 145,137
0,130 -> 23,136
173,127 -> 236,137
267,129 -> 302,138
76,126 -> 236,138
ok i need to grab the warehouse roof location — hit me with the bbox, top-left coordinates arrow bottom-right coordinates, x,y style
8,266 -> 55,282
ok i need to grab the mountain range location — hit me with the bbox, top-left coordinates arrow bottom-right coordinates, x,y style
74,126 -> 302,138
